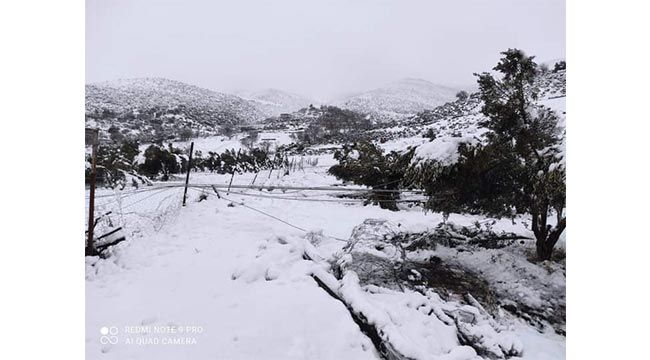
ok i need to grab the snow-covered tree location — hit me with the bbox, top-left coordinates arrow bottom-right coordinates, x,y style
240,129 -> 259,149
139,144 -> 181,180
421,49 -> 565,260
329,142 -> 414,211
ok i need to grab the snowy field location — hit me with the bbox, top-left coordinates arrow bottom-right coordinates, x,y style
86,150 -> 565,360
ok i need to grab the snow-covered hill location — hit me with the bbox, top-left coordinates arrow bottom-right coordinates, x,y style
235,88 -> 317,118
85,78 -> 265,140
334,78 -> 459,121
372,68 -> 567,162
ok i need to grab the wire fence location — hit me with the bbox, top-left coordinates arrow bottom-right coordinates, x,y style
88,185 -> 185,247
201,187 -> 423,204
86,172 -> 427,253
186,187 -> 350,242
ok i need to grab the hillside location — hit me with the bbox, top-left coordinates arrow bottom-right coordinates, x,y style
372,68 -> 566,154
260,68 -> 565,150
85,78 -> 265,141
334,78 -> 459,121
235,88 -> 317,118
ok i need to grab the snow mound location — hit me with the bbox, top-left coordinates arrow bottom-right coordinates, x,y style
412,135 -> 481,166
234,219 -> 524,359
331,220 -> 524,359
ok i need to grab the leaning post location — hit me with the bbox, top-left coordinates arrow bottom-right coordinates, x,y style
85,128 -> 99,256
182,142 -> 194,206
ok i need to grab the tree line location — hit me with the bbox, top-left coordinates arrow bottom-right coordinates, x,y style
87,141 -> 289,187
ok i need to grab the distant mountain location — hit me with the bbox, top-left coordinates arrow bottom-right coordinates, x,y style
235,88 -> 317,118
333,78 -> 459,121
85,78 -> 265,141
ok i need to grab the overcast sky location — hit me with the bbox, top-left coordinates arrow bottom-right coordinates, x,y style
86,0 -> 565,100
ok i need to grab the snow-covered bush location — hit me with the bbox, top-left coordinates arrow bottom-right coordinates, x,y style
328,142 -> 414,211
193,147 -> 286,175
87,138 -> 143,188
455,90 -> 469,101
138,144 -> 181,180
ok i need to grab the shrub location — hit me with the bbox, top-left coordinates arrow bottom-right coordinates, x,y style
329,142 -> 414,211
139,144 -> 180,180
179,128 -> 194,141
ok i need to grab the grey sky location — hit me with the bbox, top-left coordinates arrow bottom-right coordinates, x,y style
86,0 -> 565,100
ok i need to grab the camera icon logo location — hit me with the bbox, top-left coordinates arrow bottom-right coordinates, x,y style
99,326 -> 119,344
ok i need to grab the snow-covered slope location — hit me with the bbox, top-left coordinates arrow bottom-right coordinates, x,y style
85,78 -> 265,140
87,78 -> 264,123
236,88 -> 317,118
372,69 -> 567,168
334,78 -> 459,121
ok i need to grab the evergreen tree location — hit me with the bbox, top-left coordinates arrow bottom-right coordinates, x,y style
120,139 -> 140,166
139,144 -> 180,180
329,142 -> 414,211
421,49 -> 565,260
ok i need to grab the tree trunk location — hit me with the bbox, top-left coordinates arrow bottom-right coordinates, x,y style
536,239 -> 554,261
534,216 -> 566,261
374,186 -> 399,211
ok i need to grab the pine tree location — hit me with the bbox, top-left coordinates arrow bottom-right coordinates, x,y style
421,49 -> 565,260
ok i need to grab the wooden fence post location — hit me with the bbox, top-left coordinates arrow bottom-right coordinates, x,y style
85,128 -> 99,256
182,142 -> 194,206
227,171 -> 235,195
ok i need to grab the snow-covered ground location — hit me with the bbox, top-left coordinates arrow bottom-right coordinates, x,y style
86,153 -> 565,359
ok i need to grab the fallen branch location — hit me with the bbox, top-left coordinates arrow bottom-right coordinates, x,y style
310,274 -> 413,360
96,226 -> 123,240
303,250 -> 413,360
96,237 -> 127,253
